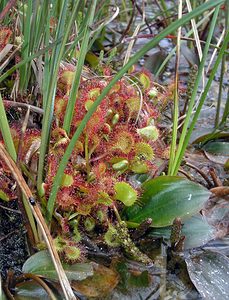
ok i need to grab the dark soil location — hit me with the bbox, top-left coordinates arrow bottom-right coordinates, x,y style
0,199 -> 28,279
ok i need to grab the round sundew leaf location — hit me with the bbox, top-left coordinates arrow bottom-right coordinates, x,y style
125,176 -> 211,227
104,225 -> 120,247
88,87 -> 100,99
112,160 -> 129,171
61,174 -> 74,187
22,250 -> 93,281
114,182 -> 137,206
85,100 -> 94,111
139,72 -> 151,89
137,126 -> 159,141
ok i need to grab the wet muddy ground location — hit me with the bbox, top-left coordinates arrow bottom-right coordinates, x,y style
0,200 -> 28,278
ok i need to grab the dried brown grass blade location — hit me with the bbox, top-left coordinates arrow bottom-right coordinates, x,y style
0,143 -> 76,300
0,0 -> 17,21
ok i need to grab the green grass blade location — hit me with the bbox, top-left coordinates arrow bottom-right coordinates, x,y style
42,6 -> 51,109
0,40 -> 61,83
37,0 -> 80,189
19,1 -> 33,91
170,5 -> 221,175
46,0 -> 225,221
172,27 -> 229,175
155,9 -> 214,77
215,1 -> 229,127
168,0 -> 182,175
63,0 -> 97,133
220,91 -> 229,127
0,93 -> 17,161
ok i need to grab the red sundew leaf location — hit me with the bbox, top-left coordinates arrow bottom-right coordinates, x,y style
91,162 -> 107,177
54,95 -> 68,125
71,81 -> 108,134
110,129 -> 135,155
57,187 -> 79,210
137,69 -> 153,90
57,63 -> 76,94
0,168 -> 17,201
45,154 -> 59,183
20,128 -> 41,161
0,28 -> 12,51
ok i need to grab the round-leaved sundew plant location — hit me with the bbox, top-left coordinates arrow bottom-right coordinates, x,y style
0,63 -> 169,263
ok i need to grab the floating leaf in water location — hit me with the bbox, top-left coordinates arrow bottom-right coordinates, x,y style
204,151 -> 228,165
191,131 -> 229,145
148,215 -> 215,250
203,141 -> 229,155
144,48 -> 166,75
186,251 -> 229,299
72,263 -> 119,297
125,176 -> 211,227
14,280 -> 63,300
181,44 -> 199,66
203,140 -> 229,165
225,158 -> 229,170
22,250 -> 93,281
182,215 -> 215,249
115,261 -> 150,292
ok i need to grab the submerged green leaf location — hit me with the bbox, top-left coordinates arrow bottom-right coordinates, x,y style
186,251 -> 229,299
182,215 -> 215,249
203,141 -> 229,155
72,263 -> 119,297
15,280 -> 62,300
125,176 -> 211,227
148,214 -> 215,250
22,250 -> 93,281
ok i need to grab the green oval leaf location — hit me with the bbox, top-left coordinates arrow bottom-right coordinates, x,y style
125,176 -> 211,227
22,250 -> 93,281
